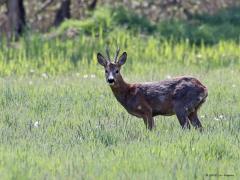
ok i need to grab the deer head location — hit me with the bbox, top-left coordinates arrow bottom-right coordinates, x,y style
97,47 -> 127,86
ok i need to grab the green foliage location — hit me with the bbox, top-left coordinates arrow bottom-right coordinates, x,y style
57,6 -> 156,36
156,6 -> 240,44
194,7 -> 240,26
57,7 -> 112,35
55,6 -> 240,45
112,6 -> 156,33
157,20 -> 240,45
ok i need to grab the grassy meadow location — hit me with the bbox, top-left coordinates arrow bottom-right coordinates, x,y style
1,7 -> 240,180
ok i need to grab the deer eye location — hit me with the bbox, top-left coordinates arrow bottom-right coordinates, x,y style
105,70 -> 108,73
115,70 -> 119,74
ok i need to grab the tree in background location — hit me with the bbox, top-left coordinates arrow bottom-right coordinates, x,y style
53,0 -> 98,27
6,0 -> 26,39
0,0 -> 238,38
53,0 -> 71,27
88,0 -> 98,11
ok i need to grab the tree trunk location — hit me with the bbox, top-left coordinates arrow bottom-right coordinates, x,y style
0,12 -> 11,44
88,0 -> 98,11
53,0 -> 71,27
6,0 -> 26,39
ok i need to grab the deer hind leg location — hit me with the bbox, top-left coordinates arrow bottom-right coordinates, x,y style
174,105 -> 190,129
188,111 -> 203,131
187,94 -> 205,131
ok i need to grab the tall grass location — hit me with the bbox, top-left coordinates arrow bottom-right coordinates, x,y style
0,28 -> 239,76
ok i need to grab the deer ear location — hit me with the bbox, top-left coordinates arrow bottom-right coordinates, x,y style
118,52 -> 127,66
97,53 -> 107,67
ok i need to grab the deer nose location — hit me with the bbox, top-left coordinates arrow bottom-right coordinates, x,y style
107,78 -> 115,84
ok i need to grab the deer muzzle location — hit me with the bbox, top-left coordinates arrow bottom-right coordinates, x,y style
107,72 -> 115,85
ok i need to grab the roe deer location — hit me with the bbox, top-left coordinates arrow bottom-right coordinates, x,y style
97,47 -> 208,131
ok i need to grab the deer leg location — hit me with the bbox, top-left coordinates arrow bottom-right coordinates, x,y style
148,116 -> 155,130
137,102 -> 155,130
174,109 -> 190,129
147,116 -> 155,130
142,117 -> 148,128
188,111 -> 203,131
143,116 -> 155,130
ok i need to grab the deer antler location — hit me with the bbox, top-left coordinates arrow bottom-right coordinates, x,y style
114,46 -> 120,63
105,46 -> 111,61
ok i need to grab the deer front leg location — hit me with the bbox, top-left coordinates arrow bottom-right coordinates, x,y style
137,102 -> 155,130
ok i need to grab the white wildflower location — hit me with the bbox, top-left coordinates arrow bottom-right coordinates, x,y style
196,54 -> 202,59
90,74 -> 96,78
41,73 -> 48,79
214,117 -> 220,121
83,74 -> 88,78
34,121 -> 40,128
166,75 -> 171,79
219,115 -> 224,120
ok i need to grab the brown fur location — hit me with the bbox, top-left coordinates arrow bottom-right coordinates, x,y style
97,51 -> 208,130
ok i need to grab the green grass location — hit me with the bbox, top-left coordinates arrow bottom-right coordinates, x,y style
0,66 -> 240,179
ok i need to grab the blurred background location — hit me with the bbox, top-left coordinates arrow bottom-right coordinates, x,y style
0,0 -> 240,75
1,0 -> 239,38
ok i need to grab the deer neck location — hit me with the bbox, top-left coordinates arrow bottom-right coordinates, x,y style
110,75 -> 131,104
